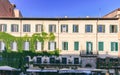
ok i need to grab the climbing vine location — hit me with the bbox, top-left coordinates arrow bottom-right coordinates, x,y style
0,32 -> 60,68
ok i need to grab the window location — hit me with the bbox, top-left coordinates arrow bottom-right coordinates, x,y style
49,24 -> 56,33
61,25 -> 68,32
24,57 -> 29,63
85,25 -> 93,33
98,42 -> 104,51
111,42 -> 118,51
49,57 -> 55,64
23,24 -> 31,32
0,24 -> 7,32
35,42 -> 42,51
73,25 -> 79,32
48,42 -> 56,50
11,24 -> 19,32
11,41 -> 17,51
36,57 -> 42,63
23,41 -> 29,51
86,42 -> 93,54
35,24 -> 43,32
74,42 -> 79,51
62,42 -> 68,50
74,58 -> 79,64
110,25 -> 117,33
97,25 -> 105,33
0,41 -> 5,51
62,57 -> 67,64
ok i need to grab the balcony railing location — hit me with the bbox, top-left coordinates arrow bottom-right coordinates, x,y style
33,62 -> 81,68
80,50 -> 98,57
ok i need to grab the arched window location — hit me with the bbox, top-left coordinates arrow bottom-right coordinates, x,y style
24,41 -> 29,51
35,41 -> 42,51
0,41 -> 5,51
11,41 -> 17,51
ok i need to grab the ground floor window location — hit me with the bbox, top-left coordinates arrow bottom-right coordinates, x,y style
49,57 -> 55,64
74,58 -> 79,64
36,57 -> 42,64
62,57 -> 67,64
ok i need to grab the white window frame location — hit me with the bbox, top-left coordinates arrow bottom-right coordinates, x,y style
35,24 -> 43,32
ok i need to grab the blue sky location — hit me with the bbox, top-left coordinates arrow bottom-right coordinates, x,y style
9,0 -> 120,17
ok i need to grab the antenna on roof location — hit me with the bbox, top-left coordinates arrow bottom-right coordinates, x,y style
99,8 -> 101,18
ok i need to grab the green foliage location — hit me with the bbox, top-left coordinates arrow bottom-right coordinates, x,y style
0,32 -> 59,69
0,32 -> 56,52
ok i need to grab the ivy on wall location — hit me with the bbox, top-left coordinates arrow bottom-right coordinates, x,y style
0,32 -> 58,53
0,32 -> 60,68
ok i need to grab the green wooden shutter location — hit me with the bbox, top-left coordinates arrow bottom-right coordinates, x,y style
98,42 -> 104,51
86,42 -> 89,53
54,42 -> 56,50
66,25 -> 68,32
35,25 -> 37,32
62,42 -> 64,50
17,25 -> 19,32
48,42 -> 50,50
115,42 -> 118,51
54,25 -> 56,32
11,24 -> 13,32
111,42 -> 114,51
73,25 -> 74,32
110,25 -> 112,33
91,42 -> 93,51
41,25 -> 43,32
74,42 -> 79,51
91,25 -> 93,32
116,25 -> 117,33
61,25 -> 62,32
103,25 -> 105,33
66,42 -> 68,50
4,24 -> 7,32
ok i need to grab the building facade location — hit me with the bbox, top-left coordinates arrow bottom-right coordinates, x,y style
0,17 -> 119,69
1,1 -> 120,73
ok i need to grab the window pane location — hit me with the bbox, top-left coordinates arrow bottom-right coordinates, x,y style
0,24 -> 7,32
61,25 -> 68,32
73,25 -> 79,32
115,42 -> 118,51
48,42 -> 56,50
86,42 -> 93,54
11,24 -> 19,32
50,57 -> 55,64
0,41 -> 5,51
85,25 -> 92,33
98,42 -> 104,51
23,24 -> 31,32
11,41 -> 17,51
24,41 -> 29,51
74,42 -> 79,50
97,25 -> 105,33
49,25 -> 56,33
110,25 -> 117,33
74,58 -> 79,64
36,42 -> 42,50
62,42 -> 68,50
62,57 -> 67,64
37,57 -> 41,63
35,24 -> 43,32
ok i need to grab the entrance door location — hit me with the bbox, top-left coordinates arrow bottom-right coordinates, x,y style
86,42 -> 93,54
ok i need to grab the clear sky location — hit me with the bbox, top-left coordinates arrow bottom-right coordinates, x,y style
9,0 -> 120,18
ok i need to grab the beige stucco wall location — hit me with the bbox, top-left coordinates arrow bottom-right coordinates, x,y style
0,19 -> 119,56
